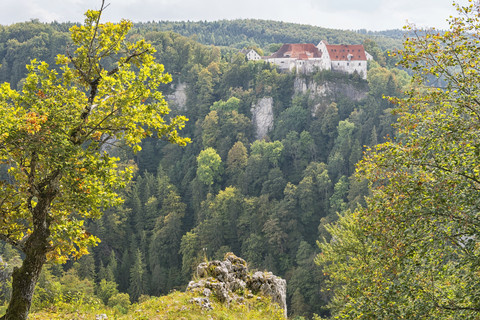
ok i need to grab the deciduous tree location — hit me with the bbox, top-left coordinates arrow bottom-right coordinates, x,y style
0,2 -> 189,319
196,147 -> 223,187
317,1 -> 480,318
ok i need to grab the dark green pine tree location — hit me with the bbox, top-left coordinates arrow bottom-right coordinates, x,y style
129,249 -> 147,302
74,254 -> 96,281
97,260 -> 107,282
105,250 -> 118,283
370,125 -> 378,146
118,248 -> 131,292
149,190 -> 186,294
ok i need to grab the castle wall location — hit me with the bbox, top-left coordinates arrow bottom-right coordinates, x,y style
265,57 -> 297,71
264,41 -> 368,79
295,58 -> 331,74
331,60 -> 367,79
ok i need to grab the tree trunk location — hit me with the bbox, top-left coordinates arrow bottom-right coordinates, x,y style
1,185 -> 55,320
1,248 -> 47,320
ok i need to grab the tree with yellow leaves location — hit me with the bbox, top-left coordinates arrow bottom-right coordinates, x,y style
0,2 -> 189,319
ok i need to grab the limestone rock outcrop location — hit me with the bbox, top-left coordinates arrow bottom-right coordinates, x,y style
186,252 -> 287,318
251,97 -> 274,140
294,77 -> 368,116
166,82 -> 188,111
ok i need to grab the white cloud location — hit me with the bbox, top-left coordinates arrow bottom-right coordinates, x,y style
311,0 -> 383,13
0,0 -> 469,31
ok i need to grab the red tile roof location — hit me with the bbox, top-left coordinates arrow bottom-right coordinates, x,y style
270,44 -> 322,59
325,44 -> 367,61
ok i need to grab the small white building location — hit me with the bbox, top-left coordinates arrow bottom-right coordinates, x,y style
241,49 -> 262,61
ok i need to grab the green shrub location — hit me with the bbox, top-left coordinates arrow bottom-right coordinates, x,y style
107,292 -> 131,314
96,280 -> 119,305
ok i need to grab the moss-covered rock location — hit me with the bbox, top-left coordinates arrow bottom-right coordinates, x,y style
187,252 -> 287,317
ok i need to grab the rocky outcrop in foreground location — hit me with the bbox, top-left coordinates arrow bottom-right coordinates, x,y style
186,252 -> 287,318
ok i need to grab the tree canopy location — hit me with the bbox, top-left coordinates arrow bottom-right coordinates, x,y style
317,1 -> 480,318
0,2 -> 189,319
0,3 -> 411,318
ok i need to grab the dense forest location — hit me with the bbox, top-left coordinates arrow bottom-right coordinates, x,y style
0,17 -> 409,319
134,19 -> 404,51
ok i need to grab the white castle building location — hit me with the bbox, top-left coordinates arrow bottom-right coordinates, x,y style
264,43 -> 330,74
246,40 -> 372,79
317,40 -> 372,79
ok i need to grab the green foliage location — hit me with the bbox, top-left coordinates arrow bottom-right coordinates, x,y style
129,249 -> 147,302
191,187 -> 245,256
329,176 -> 349,215
201,110 -> 219,149
317,1 -> 480,318
250,140 -> 284,167
201,108 -> 252,158
0,22 -> 70,87
28,290 -> 284,320
96,279 -> 118,305
273,103 -> 310,139
367,62 -> 409,98
0,6 -> 410,319
148,183 -> 186,295
226,141 -> 248,180
134,19 -> 403,52
211,97 -> 241,112
31,266 -> 97,312
179,232 -> 202,278
107,292 -> 131,314
73,254 -> 96,281
0,4 -> 189,319
0,4 -> 188,261
196,147 -> 224,186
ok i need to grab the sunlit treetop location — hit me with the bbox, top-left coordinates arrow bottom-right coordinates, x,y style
0,2 -> 190,263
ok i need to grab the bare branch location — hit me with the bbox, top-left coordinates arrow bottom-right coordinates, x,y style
107,49 -> 150,77
438,304 -> 480,312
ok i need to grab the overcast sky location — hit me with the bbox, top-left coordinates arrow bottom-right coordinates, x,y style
0,0 -> 469,31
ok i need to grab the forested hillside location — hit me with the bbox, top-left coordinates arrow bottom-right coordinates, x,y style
134,19 -> 404,52
0,19 -> 408,319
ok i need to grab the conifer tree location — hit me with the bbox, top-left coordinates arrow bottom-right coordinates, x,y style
129,249 -> 146,302
105,251 -> 118,283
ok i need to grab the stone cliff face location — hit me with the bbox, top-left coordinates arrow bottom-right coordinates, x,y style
251,97 -> 274,140
166,82 -> 188,111
249,77 -> 368,139
294,77 -> 368,115
166,77 -> 367,141
187,252 -> 287,318
294,77 -> 367,101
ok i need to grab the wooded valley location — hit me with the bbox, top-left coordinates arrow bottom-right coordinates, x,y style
3,5 -> 476,318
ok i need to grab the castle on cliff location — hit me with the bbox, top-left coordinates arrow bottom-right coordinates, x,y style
245,40 -> 372,79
